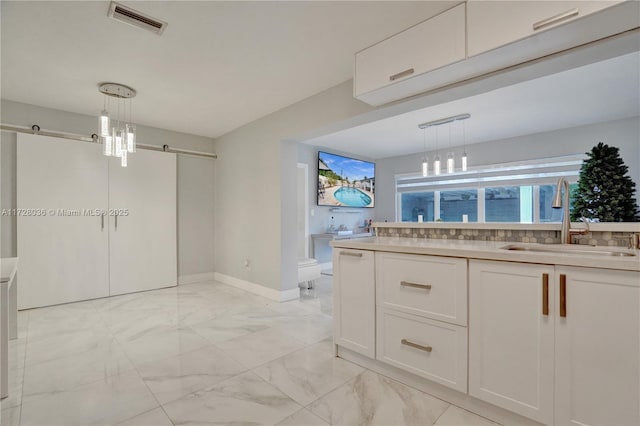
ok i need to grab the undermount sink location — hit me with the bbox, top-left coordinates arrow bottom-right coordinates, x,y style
500,244 -> 636,257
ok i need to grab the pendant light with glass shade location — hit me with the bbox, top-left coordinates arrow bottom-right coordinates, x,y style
433,126 -> 441,176
97,82 -> 137,167
99,97 -> 110,138
446,122 -> 454,174
417,113 -> 471,176
420,127 -> 429,177
461,119 -> 468,172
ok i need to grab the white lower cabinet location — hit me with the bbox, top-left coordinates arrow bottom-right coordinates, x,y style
554,266 -> 640,426
334,249 -> 639,424
469,260 -> 555,424
469,260 -> 640,426
374,251 -> 468,392
333,248 -> 375,358
377,308 -> 468,393
375,252 -> 467,325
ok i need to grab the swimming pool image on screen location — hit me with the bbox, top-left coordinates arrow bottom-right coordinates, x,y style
318,151 -> 375,208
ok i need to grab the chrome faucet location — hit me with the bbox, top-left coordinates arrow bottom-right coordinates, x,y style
552,177 -> 589,244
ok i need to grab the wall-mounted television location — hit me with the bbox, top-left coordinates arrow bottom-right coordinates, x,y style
317,151 -> 375,208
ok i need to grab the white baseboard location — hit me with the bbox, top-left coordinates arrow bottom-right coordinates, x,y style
178,272 -> 216,285
214,272 -> 299,302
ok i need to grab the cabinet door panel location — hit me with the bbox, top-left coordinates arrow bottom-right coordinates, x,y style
108,150 -> 177,295
469,260 -> 554,424
333,249 -> 375,358
17,134 -> 109,309
355,3 -> 465,97
467,1 -> 622,57
555,267 -> 640,426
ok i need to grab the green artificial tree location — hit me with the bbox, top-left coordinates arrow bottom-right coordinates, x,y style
571,142 -> 639,222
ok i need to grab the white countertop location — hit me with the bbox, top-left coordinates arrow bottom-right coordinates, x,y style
372,222 -> 640,232
1,258 -> 18,284
330,237 -> 640,272
312,232 -> 374,240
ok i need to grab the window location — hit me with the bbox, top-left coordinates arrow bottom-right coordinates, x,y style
440,189 -> 477,222
485,186 -> 533,223
396,155 -> 582,223
400,192 -> 434,222
539,183 -> 578,222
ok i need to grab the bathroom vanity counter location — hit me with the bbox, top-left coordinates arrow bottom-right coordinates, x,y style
310,232 -> 373,260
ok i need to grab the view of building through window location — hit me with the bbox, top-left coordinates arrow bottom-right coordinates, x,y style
396,157 -> 581,223
399,184 -> 578,223
440,189 -> 478,222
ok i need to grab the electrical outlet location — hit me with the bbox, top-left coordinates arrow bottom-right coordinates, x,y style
244,259 -> 250,268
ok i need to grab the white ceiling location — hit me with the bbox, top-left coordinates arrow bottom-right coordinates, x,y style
305,52 -> 640,159
0,1 -> 459,138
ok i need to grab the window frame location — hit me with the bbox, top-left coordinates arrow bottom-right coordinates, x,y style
395,155 -> 583,223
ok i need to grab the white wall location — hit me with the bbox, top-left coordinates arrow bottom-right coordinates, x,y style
375,117 -> 640,221
213,41 -> 640,294
0,100 -> 216,279
213,80 -> 375,292
0,131 -> 16,258
177,155 -> 216,278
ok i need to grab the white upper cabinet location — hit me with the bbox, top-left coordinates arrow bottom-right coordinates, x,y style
354,0 -> 638,106
467,1 -> 625,57
354,3 -> 466,105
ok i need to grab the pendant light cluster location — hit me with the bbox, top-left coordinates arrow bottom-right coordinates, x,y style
418,113 -> 470,176
98,83 -> 137,167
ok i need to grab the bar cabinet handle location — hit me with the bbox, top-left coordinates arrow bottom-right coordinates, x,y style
533,8 -> 579,31
400,281 -> 432,290
542,273 -> 549,316
559,274 -> 567,318
401,338 -> 432,353
340,251 -> 362,258
389,68 -> 415,81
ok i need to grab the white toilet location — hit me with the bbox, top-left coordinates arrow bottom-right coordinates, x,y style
298,257 -> 321,290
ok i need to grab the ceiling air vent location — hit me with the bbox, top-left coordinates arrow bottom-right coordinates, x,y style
108,1 -> 167,35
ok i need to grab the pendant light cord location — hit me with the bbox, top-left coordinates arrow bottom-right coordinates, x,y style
463,119 -> 467,154
423,128 -> 427,157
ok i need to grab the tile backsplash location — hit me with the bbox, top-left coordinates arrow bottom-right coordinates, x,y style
374,226 -> 637,248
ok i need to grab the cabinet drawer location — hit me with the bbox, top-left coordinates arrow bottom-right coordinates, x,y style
354,3 -> 466,98
377,309 -> 467,393
376,252 -> 467,325
467,0 -> 624,57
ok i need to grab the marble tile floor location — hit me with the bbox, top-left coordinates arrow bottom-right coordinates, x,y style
1,279 -> 500,426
